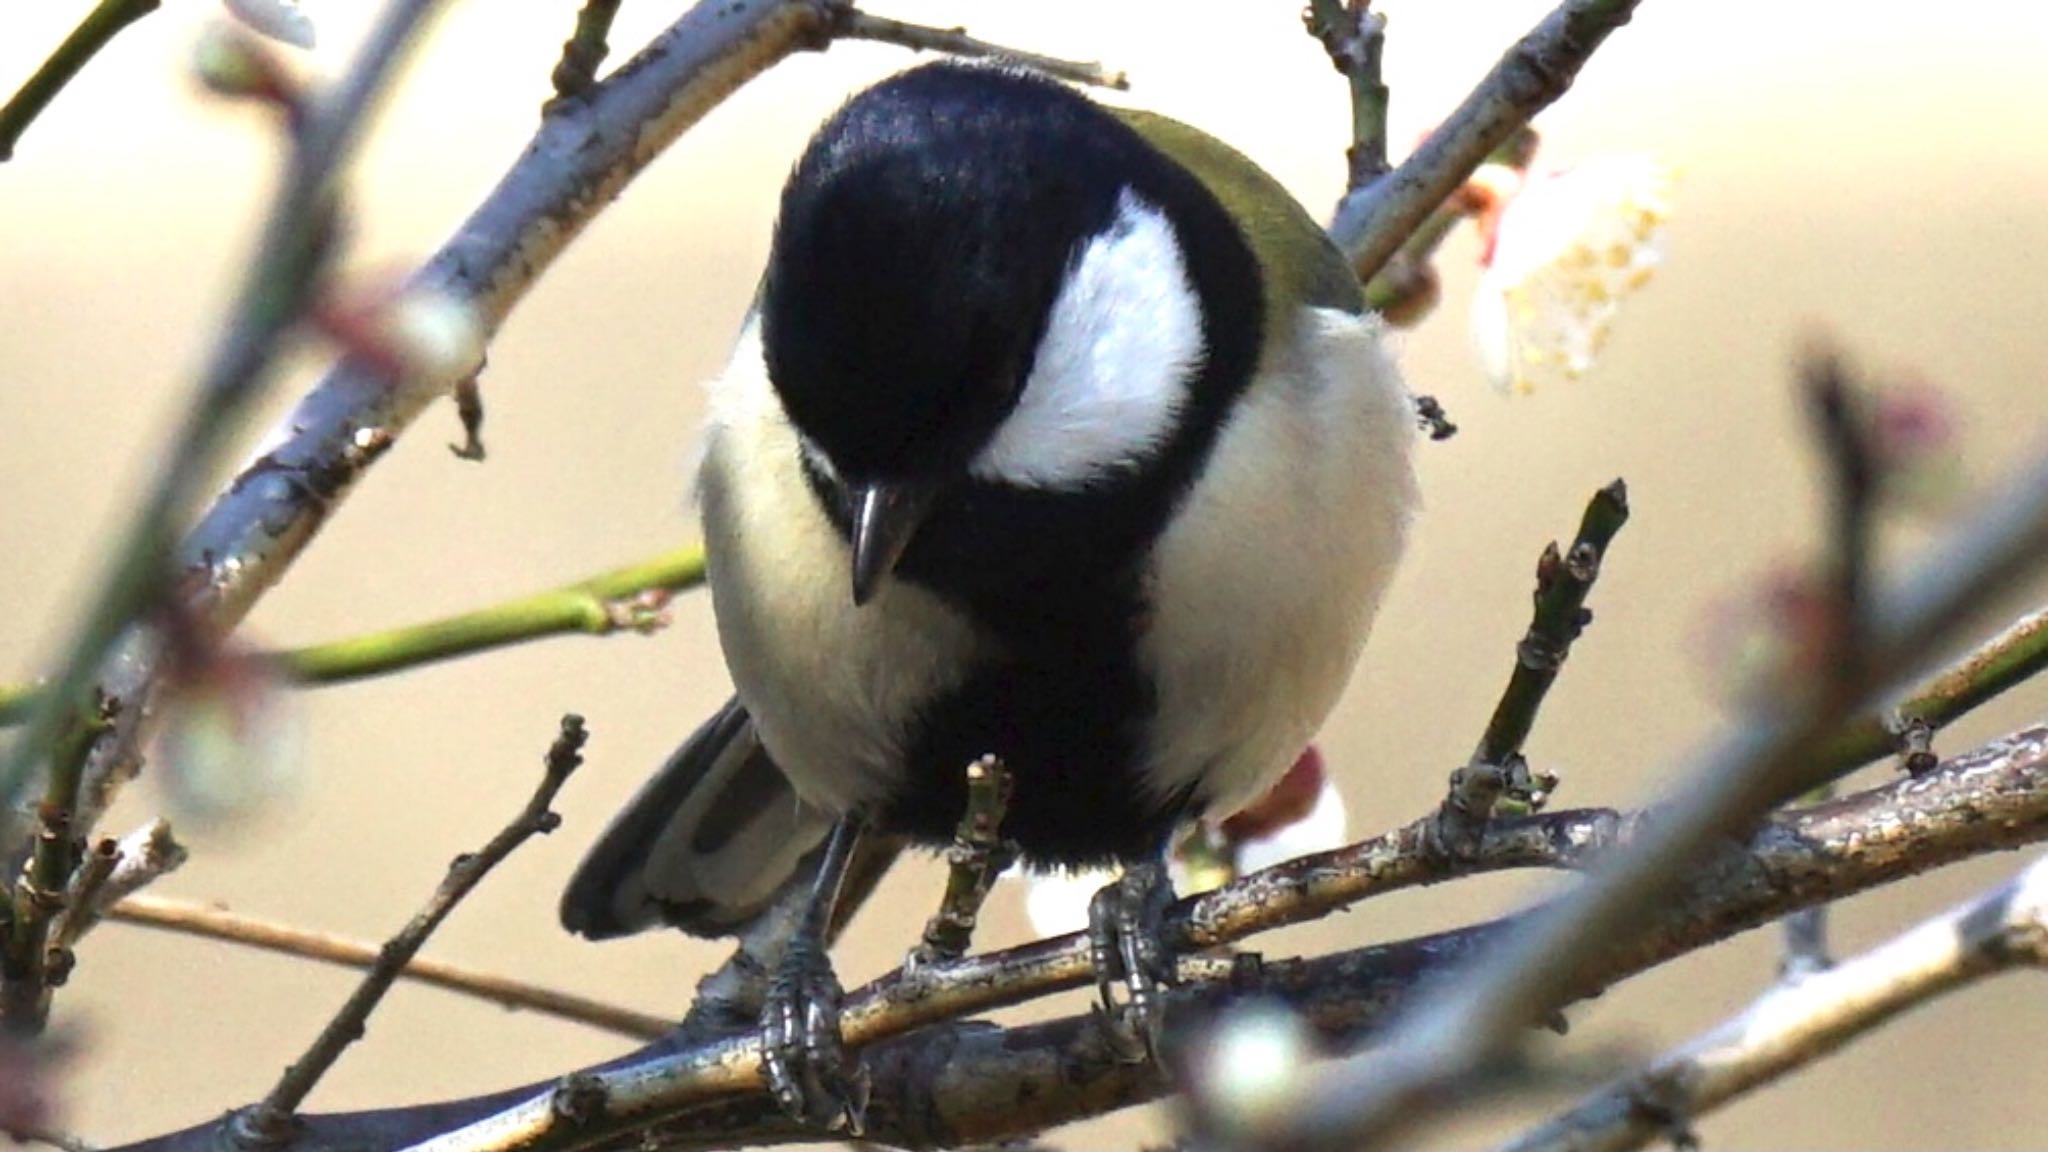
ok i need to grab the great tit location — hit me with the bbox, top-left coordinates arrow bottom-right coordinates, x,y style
562,60 -> 1417,1117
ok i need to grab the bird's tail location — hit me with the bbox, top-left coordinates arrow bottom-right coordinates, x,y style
560,697 -> 832,939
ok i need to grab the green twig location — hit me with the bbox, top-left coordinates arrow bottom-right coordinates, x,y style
0,547 -> 702,723
550,0 -> 624,100
1820,607 -> 2048,774
283,545 -> 704,685
2,694 -> 115,1032
0,0 -> 162,162
1437,480 -> 1631,853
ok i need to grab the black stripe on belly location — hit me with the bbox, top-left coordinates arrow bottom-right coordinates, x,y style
883,634 -> 1194,869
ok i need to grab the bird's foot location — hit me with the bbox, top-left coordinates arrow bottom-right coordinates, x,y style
760,934 -> 869,1132
1087,860 -> 1177,1064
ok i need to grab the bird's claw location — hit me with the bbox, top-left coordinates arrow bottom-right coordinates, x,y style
760,939 -> 869,1132
1087,861 -> 1176,1064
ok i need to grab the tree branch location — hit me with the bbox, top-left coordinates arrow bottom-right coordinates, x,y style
1496,849 -> 2048,1152
106,894 -> 667,1041
611,724 -> 2048,1150
550,0 -> 625,99
1304,0 -> 1391,192
1821,605 -> 2048,773
831,12 -> 1128,90
104,719 -> 2047,1152
231,716 -> 586,1146
1437,480 -> 1629,852
1328,0 -> 1642,281
1244,417 -> 2048,1149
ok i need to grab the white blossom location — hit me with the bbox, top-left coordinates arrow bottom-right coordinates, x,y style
1472,155 -> 1674,394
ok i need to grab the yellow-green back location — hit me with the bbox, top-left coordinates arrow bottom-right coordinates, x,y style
1113,108 -> 1365,322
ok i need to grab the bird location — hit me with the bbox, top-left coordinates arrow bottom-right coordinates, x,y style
560,60 -> 1418,1127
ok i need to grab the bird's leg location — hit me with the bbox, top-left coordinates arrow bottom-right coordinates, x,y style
1087,858 -> 1177,1064
760,815 -> 869,1132
906,754 -> 1017,973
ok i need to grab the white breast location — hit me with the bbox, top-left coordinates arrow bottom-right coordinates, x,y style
697,320 -> 986,815
1138,306 -> 1418,815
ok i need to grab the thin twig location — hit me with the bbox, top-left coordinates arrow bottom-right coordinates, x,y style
1496,850 -> 2048,1152
1807,348 -> 1880,683
2,694 -> 114,1032
832,12 -> 1129,90
72,820 -> 187,938
551,0 -> 625,99
909,756 -> 1017,970
1328,0 -> 1642,281
1304,0 -> 1391,192
1436,480 -> 1629,854
0,0 -> 162,162
231,715 -> 586,1146
106,894 -> 667,1040
0,548 -> 705,725
47,837 -> 119,955
1811,606 -> 2048,778
1248,418 -> 2048,1149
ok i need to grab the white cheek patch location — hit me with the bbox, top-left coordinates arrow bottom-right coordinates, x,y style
970,189 -> 1206,491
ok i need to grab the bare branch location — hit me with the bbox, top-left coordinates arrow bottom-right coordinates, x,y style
1241,424 -> 2048,1147
76,820 -> 187,933
1437,480 -> 1630,853
1304,0 -> 1392,191
231,715 -> 586,1146
832,12 -> 1129,90
1497,850 -> 2048,1152
551,0 -> 624,99
2,693 -> 115,1030
106,894 -> 667,1041
909,756 -> 1017,970
47,838 -> 119,955
1329,0 -> 1642,281
623,726 -> 2048,1150
94,721 -> 2048,1152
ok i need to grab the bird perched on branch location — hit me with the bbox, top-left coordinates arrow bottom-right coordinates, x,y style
562,60 -> 1417,1128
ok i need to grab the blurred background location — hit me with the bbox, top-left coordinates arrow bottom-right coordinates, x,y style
3,1 -> 2047,1146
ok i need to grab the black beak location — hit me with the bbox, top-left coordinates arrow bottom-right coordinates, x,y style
848,480 -> 937,607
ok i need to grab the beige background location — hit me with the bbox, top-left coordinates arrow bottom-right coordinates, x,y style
4,1 -> 2048,1146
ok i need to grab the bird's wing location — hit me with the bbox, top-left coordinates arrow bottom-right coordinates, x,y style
560,696 -> 833,939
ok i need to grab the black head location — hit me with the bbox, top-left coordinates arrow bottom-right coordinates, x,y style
765,64 -> 1147,482
759,63 -> 1263,607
